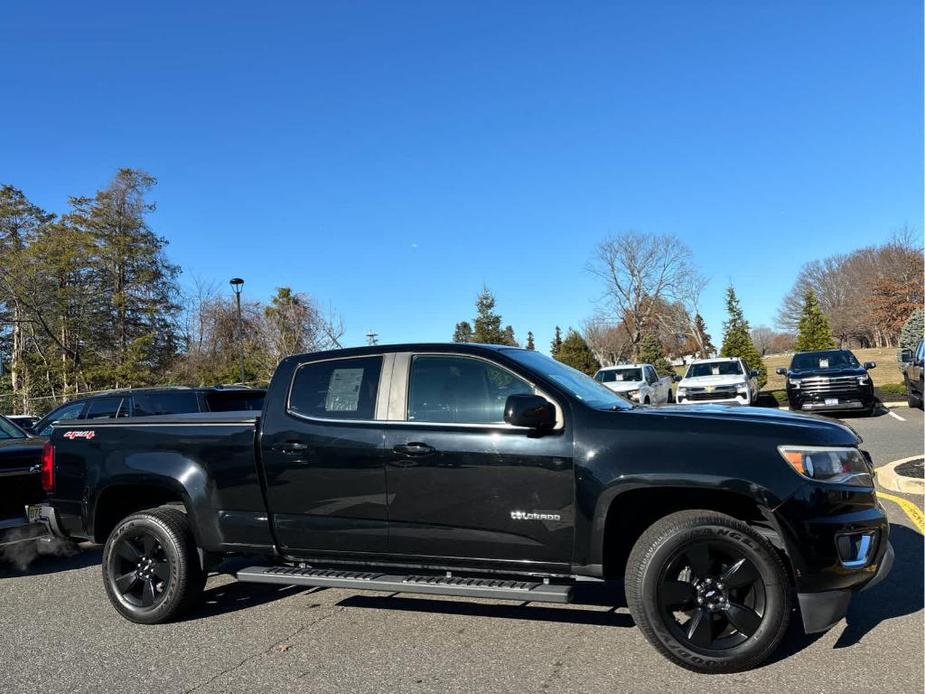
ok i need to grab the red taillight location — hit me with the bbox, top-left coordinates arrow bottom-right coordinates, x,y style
41,442 -> 55,493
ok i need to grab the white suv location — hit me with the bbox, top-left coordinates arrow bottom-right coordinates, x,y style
675,357 -> 759,406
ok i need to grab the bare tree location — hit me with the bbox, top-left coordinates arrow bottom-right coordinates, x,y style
588,231 -> 706,360
582,317 -> 632,366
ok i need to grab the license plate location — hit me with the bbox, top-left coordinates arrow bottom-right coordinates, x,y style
27,505 -> 43,523
825,398 -> 839,406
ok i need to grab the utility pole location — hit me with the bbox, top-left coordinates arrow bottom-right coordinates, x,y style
230,278 -> 245,383
366,331 -> 378,346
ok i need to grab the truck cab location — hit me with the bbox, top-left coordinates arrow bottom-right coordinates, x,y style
594,364 -> 673,404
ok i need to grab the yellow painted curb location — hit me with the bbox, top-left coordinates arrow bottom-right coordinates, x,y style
878,491 -> 925,534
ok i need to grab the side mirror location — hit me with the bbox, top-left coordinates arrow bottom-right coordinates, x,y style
750,369 -> 759,378
864,361 -> 876,370
504,394 -> 555,430
672,374 -> 682,383
899,349 -> 912,363
775,367 -> 787,376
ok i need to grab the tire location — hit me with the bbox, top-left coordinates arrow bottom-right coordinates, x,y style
102,506 -> 205,624
908,389 -> 922,409
644,396 -> 651,405
668,389 -> 675,404
625,510 -> 791,674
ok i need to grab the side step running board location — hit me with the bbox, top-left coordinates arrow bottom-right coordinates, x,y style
236,566 -> 573,604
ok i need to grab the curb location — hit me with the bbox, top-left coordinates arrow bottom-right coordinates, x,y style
772,401 -> 911,412
877,456 -> 925,495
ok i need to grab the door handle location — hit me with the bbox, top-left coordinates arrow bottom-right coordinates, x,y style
392,442 -> 436,457
273,441 -> 309,455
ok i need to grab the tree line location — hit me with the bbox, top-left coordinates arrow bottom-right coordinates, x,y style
451,229 -> 923,386
0,170 -> 341,414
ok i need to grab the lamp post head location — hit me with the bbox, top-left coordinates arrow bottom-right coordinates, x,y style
229,277 -> 244,295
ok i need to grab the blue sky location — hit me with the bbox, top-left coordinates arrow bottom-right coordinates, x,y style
2,1 -> 922,353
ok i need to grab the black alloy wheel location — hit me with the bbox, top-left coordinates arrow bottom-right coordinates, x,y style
657,542 -> 765,650
102,507 -> 204,624
625,510 -> 791,673
110,530 -> 171,609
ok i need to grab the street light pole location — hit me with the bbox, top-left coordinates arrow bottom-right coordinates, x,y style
229,278 -> 245,383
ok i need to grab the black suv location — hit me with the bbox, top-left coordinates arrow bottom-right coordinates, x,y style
28,386 -> 265,437
900,339 -> 924,409
777,349 -> 876,415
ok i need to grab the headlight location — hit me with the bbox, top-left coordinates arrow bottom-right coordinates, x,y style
858,376 -> 869,385
789,378 -> 802,389
736,383 -> 748,392
778,446 -> 872,486
626,389 -> 640,401
676,387 -> 687,397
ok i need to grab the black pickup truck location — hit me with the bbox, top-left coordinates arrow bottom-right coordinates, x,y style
776,349 -> 877,415
31,343 -> 892,673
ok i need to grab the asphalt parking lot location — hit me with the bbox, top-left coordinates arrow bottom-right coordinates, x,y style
1,408 -> 922,694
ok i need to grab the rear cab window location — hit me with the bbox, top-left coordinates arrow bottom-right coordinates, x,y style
84,397 -> 127,420
205,390 -> 266,412
289,356 -> 382,421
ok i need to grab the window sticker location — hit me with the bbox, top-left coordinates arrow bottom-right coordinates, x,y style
615,373 -> 625,381
325,368 -> 364,412
819,359 -> 829,369
711,366 -> 720,375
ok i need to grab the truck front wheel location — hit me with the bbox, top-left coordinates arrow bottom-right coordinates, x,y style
102,507 -> 205,624
625,510 -> 791,673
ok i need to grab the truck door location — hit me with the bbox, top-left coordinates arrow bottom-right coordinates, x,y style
260,354 -> 388,556
383,352 -> 574,568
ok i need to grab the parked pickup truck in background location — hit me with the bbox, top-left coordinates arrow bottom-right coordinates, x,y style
28,385 -> 266,437
777,349 -> 876,416
899,339 -> 924,409
675,357 -> 759,405
31,343 -> 892,673
593,363 -> 675,404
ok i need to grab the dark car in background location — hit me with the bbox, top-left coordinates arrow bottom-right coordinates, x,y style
899,338 -> 924,409
6,415 -> 39,431
0,415 -> 47,541
777,349 -> 876,415
28,386 -> 266,437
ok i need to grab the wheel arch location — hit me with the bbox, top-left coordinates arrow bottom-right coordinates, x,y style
594,485 -> 791,582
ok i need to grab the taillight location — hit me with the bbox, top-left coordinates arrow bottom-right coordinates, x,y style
41,442 -> 55,493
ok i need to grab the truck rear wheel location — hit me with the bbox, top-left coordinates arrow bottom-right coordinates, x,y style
102,507 -> 204,624
625,510 -> 791,673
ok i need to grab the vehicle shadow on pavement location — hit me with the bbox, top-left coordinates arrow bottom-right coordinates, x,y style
834,523 -> 923,648
335,581 -> 635,628
185,581 -> 316,621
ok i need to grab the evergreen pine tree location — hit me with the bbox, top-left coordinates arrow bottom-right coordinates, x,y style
555,328 -> 599,375
795,288 -> 835,352
638,334 -> 675,377
551,326 -> 563,357
471,287 -> 506,344
694,313 -> 715,357
526,331 -> 535,351
900,308 -> 924,351
720,286 -> 767,388
452,321 -> 473,343
502,324 -> 517,347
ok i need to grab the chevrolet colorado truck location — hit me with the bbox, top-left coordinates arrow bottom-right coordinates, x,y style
31,343 -> 892,673
776,349 -> 876,415
593,364 -> 675,404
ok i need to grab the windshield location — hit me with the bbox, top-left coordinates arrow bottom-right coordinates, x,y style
686,361 -> 743,377
0,416 -> 27,440
503,349 -> 632,410
790,350 -> 859,371
595,368 -> 643,383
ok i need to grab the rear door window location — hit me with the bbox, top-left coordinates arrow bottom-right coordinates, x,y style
289,357 -> 382,421
205,390 -> 266,412
132,391 -> 202,417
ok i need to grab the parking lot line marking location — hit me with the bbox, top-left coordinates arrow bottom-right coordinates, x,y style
878,491 -> 925,534
886,410 -> 906,422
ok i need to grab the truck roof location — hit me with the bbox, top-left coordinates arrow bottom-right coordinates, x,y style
596,364 -> 650,370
